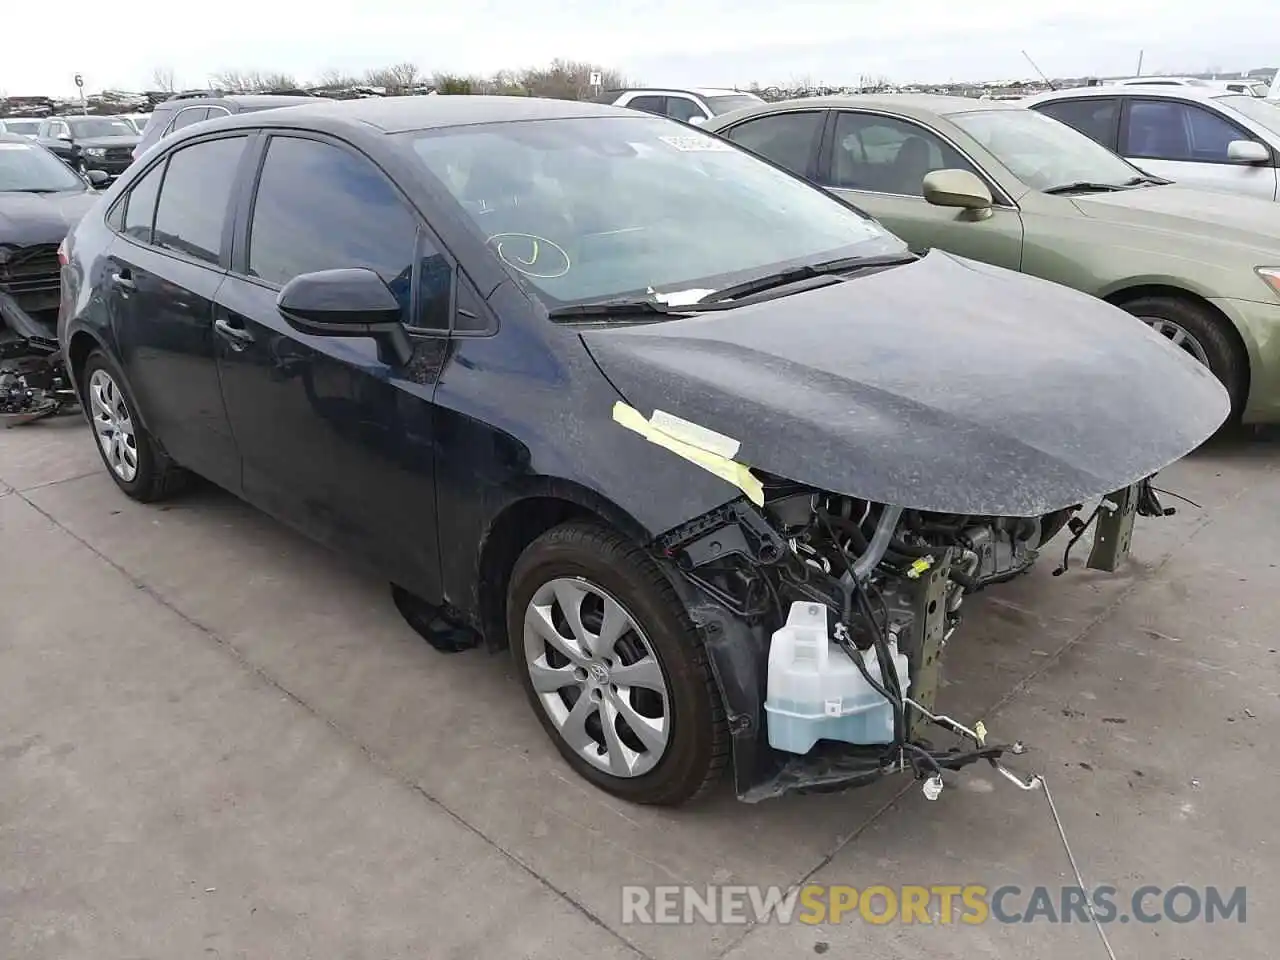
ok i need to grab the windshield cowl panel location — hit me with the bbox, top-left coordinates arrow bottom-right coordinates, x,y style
405,115 -> 908,313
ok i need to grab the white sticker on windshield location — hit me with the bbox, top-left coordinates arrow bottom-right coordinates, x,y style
658,135 -> 734,152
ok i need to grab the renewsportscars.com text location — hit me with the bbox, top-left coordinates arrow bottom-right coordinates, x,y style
621,884 -> 1246,926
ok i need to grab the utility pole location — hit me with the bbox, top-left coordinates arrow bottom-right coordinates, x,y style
1135,50 -> 1144,76
1021,50 -> 1056,91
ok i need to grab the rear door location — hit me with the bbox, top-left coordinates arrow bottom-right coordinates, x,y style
817,110 -> 1024,270
102,133 -> 253,492
1118,97 -> 1278,199
213,131 -> 450,600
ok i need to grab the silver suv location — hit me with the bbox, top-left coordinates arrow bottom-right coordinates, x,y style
132,92 -> 331,160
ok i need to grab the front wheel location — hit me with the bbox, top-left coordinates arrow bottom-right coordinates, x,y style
507,521 -> 729,805
1119,295 -> 1247,416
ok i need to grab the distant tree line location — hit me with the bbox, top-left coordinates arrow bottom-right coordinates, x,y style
149,59 -> 631,100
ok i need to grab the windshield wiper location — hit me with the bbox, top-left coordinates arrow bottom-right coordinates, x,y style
1123,174 -> 1171,187
1042,180 -> 1138,196
546,298 -> 702,322
698,252 -> 917,304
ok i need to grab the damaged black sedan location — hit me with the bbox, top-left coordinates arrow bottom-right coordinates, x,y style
59,97 -> 1229,806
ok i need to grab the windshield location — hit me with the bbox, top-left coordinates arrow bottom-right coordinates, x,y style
3,119 -> 41,136
0,140 -> 87,192
1214,95 -> 1280,135
704,94 -> 764,115
951,108 -> 1142,192
67,117 -> 135,138
407,115 -> 904,308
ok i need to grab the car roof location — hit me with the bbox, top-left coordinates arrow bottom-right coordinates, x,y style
0,132 -> 35,143
710,93 -> 1026,123
211,94 -> 632,134
1028,85 -> 1233,104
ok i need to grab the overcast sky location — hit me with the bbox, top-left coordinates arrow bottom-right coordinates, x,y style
2,0 -> 1275,97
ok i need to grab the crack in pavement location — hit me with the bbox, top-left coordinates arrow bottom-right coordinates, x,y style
15,490 -> 654,960
15,469 -> 104,493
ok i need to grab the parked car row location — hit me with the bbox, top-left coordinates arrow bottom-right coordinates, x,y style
0,86 -> 1266,807
703,92 -> 1280,424
38,94 -> 1230,808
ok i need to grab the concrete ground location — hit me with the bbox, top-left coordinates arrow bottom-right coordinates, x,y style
1,417 -> 1275,960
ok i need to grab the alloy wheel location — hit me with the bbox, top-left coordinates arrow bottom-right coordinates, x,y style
1140,316 -> 1211,367
522,577 -> 671,778
88,369 -> 138,482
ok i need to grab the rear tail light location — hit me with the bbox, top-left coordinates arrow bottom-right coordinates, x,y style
57,239 -> 68,266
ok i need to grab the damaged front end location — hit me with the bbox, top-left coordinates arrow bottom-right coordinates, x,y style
654,478 -> 1170,803
0,279 -> 79,427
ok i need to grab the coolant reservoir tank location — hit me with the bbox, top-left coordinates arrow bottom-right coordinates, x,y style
765,601 -> 909,755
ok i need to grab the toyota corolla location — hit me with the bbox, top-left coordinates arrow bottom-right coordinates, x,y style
58,97 -> 1227,805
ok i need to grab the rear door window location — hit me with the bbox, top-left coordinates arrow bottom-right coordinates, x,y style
169,107 -> 211,132
1034,98 -> 1121,150
625,95 -> 667,116
121,162 -> 164,243
722,110 -> 826,178
152,136 -> 249,264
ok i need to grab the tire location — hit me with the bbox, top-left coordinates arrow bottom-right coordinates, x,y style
1119,295 -> 1247,416
507,521 -> 729,806
81,349 -> 190,502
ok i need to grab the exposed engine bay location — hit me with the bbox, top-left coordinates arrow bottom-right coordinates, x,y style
655,474 -> 1169,802
0,293 -> 80,427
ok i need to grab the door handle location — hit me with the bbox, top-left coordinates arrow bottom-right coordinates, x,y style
110,270 -> 135,291
213,315 -> 255,350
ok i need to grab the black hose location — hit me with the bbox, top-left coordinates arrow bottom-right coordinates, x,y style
854,581 -> 906,747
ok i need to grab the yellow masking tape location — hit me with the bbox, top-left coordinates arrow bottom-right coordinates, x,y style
612,402 -> 765,506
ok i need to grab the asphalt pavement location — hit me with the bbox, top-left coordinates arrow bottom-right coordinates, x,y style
1,416 -> 1275,959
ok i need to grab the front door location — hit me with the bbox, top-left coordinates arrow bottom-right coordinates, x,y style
1120,97 -> 1279,201
821,110 -> 1025,270
214,132 -> 449,601
104,134 -> 251,492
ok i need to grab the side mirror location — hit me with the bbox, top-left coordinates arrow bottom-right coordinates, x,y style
86,169 -> 109,187
1227,140 -> 1270,164
56,132 -> 72,142
277,267 -> 413,366
922,169 -> 994,218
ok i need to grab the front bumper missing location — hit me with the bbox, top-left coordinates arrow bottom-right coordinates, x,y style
660,483 -> 1152,802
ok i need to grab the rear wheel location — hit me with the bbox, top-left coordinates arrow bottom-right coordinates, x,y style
1118,295 -> 1247,416
82,350 -> 190,502
507,521 -> 728,805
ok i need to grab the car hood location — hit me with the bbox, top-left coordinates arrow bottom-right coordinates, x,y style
580,251 -> 1229,516
1071,184 -> 1280,254
75,135 -> 140,149
0,190 -> 99,246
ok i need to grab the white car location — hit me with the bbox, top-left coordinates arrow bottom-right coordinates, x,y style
117,113 -> 153,135
1025,85 -> 1280,201
0,117 -> 43,138
590,87 -> 765,125
1110,76 -> 1269,97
